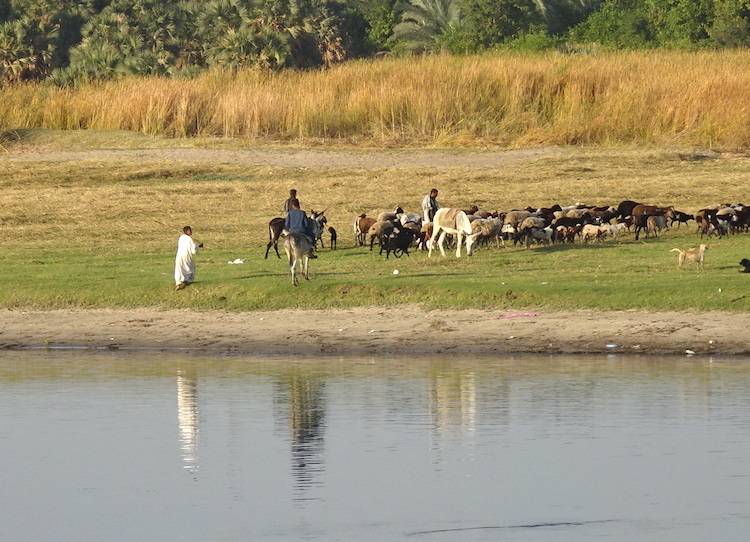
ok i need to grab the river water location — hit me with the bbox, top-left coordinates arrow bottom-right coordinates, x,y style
1,352 -> 749,541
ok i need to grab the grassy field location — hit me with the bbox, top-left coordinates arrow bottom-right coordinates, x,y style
4,51 -> 750,148
1,130 -> 749,312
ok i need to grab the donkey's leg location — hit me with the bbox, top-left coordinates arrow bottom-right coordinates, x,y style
428,227 -> 440,258
438,231 -> 448,257
289,254 -> 298,286
304,256 -> 310,280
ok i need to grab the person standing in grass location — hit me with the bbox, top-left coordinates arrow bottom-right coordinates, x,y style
422,188 -> 440,223
283,188 -> 300,214
175,226 -> 203,291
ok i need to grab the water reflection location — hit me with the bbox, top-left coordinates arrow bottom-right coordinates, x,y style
428,369 -> 477,434
3,353 -> 750,541
275,371 -> 326,501
176,368 -> 199,474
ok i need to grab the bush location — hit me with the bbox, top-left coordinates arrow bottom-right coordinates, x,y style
461,0 -> 544,50
361,0 -> 398,51
568,0 -> 656,48
499,30 -> 561,52
709,0 -> 750,47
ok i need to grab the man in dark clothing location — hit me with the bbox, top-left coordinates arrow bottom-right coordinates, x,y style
422,188 -> 440,223
283,189 -> 300,214
284,201 -> 317,258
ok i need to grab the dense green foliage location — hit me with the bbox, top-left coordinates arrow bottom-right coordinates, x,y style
2,0 -> 750,84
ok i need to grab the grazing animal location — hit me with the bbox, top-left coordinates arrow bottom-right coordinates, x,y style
581,224 -> 605,243
380,228 -> 416,259
603,222 -> 628,239
472,218 -> 505,249
265,217 -> 286,259
564,208 -> 591,220
354,214 -> 377,246
562,225 -> 581,243
645,215 -> 667,238
284,233 -> 315,286
377,207 -> 404,223
617,200 -> 642,220
670,211 -> 694,229
589,208 -> 618,225
731,208 -> 750,233
419,222 -> 433,250
399,212 -> 422,226
368,220 -> 396,251
309,210 -> 327,248
670,244 -> 709,270
328,226 -> 337,250
551,214 -> 594,230
518,216 -> 547,232
740,258 -> 750,273
632,205 -> 674,240
696,209 -> 727,238
523,227 -> 552,248
428,208 -> 480,258
504,210 -> 531,228
401,221 -> 422,241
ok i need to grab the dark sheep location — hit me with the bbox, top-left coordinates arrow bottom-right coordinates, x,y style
380,229 -> 416,259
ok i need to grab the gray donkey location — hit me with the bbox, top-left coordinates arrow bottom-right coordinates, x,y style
283,233 -> 315,286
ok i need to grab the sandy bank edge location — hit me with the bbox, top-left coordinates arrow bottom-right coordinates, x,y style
0,307 -> 748,356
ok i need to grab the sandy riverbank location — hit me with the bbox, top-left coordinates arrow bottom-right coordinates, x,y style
0,307 -> 747,356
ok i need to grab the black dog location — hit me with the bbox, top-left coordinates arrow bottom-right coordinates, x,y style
740,258 -> 750,273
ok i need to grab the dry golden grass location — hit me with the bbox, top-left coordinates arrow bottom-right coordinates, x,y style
2,146 -> 749,251
4,51 -> 750,147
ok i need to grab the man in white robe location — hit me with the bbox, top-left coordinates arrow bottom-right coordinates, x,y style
175,226 -> 202,290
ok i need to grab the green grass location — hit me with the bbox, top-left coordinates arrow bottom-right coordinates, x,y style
2,232 -> 748,312
2,130 -> 750,312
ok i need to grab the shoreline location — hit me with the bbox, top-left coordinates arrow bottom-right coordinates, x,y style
2,308 -> 748,356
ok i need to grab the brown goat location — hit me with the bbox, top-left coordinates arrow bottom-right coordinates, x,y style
354,214 -> 377,246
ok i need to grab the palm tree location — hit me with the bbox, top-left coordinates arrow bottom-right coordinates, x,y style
391,0 -> 462,53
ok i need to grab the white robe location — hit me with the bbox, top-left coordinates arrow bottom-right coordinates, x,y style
174,234 -> 199,285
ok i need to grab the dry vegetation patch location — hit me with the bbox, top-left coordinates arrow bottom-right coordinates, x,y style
5,52 -> 750,148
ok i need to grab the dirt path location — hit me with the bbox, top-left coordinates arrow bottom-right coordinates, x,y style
0,146 -> 562,170
1,307 -> 747,356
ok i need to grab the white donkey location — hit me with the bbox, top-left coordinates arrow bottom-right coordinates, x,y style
428,208 -> 480,258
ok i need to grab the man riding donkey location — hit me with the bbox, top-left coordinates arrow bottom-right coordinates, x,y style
284,200 -> 318,259
283,188 -> 300,214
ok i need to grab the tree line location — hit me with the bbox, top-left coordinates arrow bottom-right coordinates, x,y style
2,0 -> 750,84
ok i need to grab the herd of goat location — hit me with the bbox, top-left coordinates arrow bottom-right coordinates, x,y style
265,200 -> 750,261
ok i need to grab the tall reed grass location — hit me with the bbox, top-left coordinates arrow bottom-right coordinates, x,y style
3,51 -> 750,147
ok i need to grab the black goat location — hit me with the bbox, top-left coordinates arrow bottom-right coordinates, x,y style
380,229 -> 416,259
328,226 -> 337,250
670,210 -> 694,229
